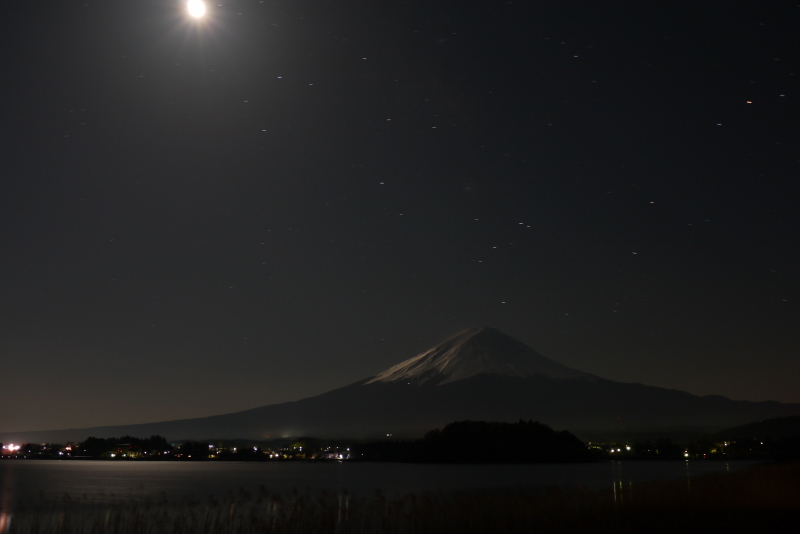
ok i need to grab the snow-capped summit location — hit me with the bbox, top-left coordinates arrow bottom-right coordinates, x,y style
366,326 -> 597,386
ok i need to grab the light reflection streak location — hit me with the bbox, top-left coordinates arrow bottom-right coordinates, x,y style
1,462 -> 14,534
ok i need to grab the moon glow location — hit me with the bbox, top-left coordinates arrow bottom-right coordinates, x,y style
187,0 -> 206,18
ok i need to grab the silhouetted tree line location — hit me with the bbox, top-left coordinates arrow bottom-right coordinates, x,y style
704,436 -> 800,462
355,420 -> 592,463
6,420 -> 797,463
79,435 -> 172,458
5,443 -> 68,459
594,435 -> 800,462
620,438 -> 683,460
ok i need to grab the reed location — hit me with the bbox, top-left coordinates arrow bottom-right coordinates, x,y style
3,462 -> 798,533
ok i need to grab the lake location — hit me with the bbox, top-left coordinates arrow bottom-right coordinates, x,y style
0,459 -> 758,509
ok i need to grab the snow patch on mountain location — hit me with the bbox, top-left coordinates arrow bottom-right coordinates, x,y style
366,326 -> 597,386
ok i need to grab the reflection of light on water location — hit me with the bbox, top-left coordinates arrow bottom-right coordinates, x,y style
1,462 -> 13,534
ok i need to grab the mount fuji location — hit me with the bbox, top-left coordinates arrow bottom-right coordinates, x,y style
366,326 -> 596,386
4,327 -> 800,443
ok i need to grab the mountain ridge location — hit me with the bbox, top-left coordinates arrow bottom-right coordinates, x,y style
2,327 -> 799,443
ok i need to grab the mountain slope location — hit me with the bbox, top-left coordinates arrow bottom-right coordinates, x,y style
367,326 -> 596,385
2,327 -> 800,443
713,416 -> 800,440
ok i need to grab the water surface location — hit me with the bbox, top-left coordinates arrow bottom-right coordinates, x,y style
0,459 -> 757,509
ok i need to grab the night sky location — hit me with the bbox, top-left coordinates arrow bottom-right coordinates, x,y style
1,0 -> 798,433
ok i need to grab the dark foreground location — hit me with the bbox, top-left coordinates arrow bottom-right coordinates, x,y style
2,462 -> 798,533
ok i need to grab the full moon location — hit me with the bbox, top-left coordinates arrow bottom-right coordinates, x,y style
187,0 -> 206,18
